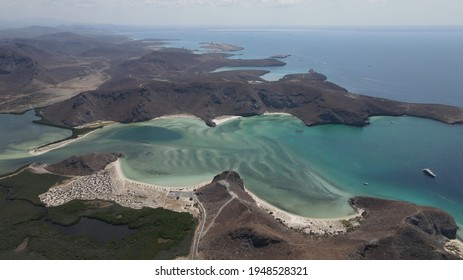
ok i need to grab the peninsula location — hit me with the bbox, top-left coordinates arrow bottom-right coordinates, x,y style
1,26 -> 463,260
1,28 -> 462,127
38,48 -> 463,128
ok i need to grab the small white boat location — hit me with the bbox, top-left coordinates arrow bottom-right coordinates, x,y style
422,168 -> 436,178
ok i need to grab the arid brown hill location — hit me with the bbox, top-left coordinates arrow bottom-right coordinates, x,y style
2,30 -> 462,126
0,32 -> 154,113
45,152 -> 123,176
41,66 -> 463,128
195,171 -> 460,260
0,46 -> 54,91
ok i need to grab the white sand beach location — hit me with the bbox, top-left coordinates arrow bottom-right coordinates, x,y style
30,130 -> 94,156
263,111 -> 292,116
212,115 -> 242,126
212,113 -> 291,126
244,187 -> 364,235
152,113 -> 203,122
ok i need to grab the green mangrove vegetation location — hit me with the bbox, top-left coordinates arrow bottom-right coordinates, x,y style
0,169 -> 196,259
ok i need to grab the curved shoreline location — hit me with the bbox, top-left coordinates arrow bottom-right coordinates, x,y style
28,112 -> 463,238
29,130 -> 97,156
244,186 -> 364,235
28,113 -> 293,155
151,113 -> 203,122
29,120 -> 116,156
212,115 -> 242,126
30,109 -> 463,158
40,158 -> 364,235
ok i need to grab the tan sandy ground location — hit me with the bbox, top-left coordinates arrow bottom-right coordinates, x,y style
0,69 -> 109,113
35,70 -> 109,103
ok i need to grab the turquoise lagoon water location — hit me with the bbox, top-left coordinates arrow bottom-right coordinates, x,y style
1,114 -> 462,233
0,111 -> 72,161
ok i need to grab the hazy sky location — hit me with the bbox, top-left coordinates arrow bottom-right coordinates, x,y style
1,0 -> 463,27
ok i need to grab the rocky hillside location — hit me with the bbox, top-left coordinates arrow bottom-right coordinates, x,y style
195,171 -> 460,260
41,67 -> 463,128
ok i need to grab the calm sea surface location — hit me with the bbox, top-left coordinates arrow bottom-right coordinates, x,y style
1,28 -> 462,236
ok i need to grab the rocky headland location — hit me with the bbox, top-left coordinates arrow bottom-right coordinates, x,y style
194,171 -> 461,260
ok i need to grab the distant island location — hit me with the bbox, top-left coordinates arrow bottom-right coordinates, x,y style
0,26 -> 462,260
